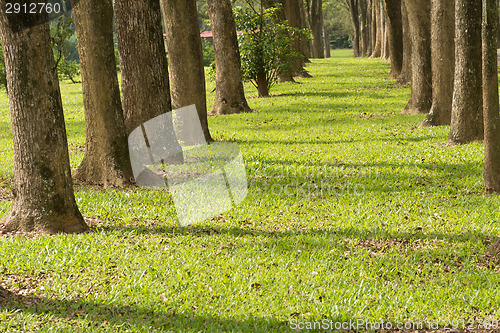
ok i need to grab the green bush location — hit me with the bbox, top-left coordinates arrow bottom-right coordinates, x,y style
234,6 -> 308,96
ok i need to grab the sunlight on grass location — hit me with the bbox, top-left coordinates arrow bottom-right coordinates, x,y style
0,49 -> 499,332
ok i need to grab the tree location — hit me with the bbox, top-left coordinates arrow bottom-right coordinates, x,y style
234,6 -> 305,97
348,0 -> 361,57
396,0 -> 410,83
113,0 -> 175,136
483,0 -> 500,192
370,0 -> 382,58
283,0 -> 312,76
50,14 -> 80,84
402,0 -> 431,115
206,0 -> 252,115
161,0 -> 213,142
306,0 -> 324,58
448,0 -> 483,144
383,0 -> 403,78
72,0 -> 134,187
420,0 -> 454,127
0,7 -> 88,234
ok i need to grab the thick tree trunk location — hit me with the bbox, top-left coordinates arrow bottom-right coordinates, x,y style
114,0 -> 174,135
396,0 -> 411,84
349,0 -> 361,57
384,0 -> 403,78
370,0 -> 382,58
72,0 -> 134,187
307,0 -> 324,58
207,0 -> 252,115
284,0 -> 312,76
448,0 -> 483,144
420,0 -> 454,127
402,0 -> 432,115
0,9 -> 88,234
483,0 -> 500,192
161,0 -> 213,142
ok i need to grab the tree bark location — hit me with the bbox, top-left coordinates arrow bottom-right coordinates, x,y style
207,0 -> 252,115
383,0 -> 403,77
72,0 -> 134,187
306,0 -> 324,58
349,0 -> 361,57
402,0 -> 432,115
370,0 -> 382,58
359,0 -> 369,56
396,0 -> 411,84
0,8 -> 88,234
380,1 -> 390,60
448,0 -> 483,144
483,0 -> 500,192
420,0 -> 454,127
324,27 -> 331,58
284,0 -> 312,76
114,0 -> 174,135
161,0 -> 213,142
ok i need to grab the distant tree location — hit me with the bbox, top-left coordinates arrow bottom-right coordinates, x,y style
0,7 -> 88,234
420,0 -> 454,127
161,0 -> 213,142
207,0 -> 253,115
72,0 -> 134,187
448,0 -> 483,144
483,0 -> 500,192
50,14 -> 80,83
402,0 -> 431,115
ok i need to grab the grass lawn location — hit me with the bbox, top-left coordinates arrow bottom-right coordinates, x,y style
1,49 -> 500,332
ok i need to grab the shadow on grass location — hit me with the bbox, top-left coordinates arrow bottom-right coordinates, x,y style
0,293 -> 297,332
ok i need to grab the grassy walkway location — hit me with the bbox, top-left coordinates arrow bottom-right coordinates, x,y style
0,49 -> 499,332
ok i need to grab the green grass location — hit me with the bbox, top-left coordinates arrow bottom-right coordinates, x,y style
1,49 -> 500,332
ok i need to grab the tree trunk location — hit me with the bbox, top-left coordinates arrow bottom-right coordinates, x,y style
384,0 -> 403,78
448,0 -> 483,144
420,0 -> 454,127
370,0 -> 377,55
402,0 -> 432,115
349,0 -> 361,57
0,9 -> 88,234
370,0 -> 382,58
284,0 -> 312,76
114,0 -> 174,135
72,0 -> 134,187
207,0 -> 252,115
257,69 -> 270,97
380,1 -> 390,60
483,0 -> 500,192
307,0 -> 324,58
359,0 -> 369,56
324,27 -> 331,58
161,0 -> 213,142
299,0 -> 312,60
396,0 -> 411,84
